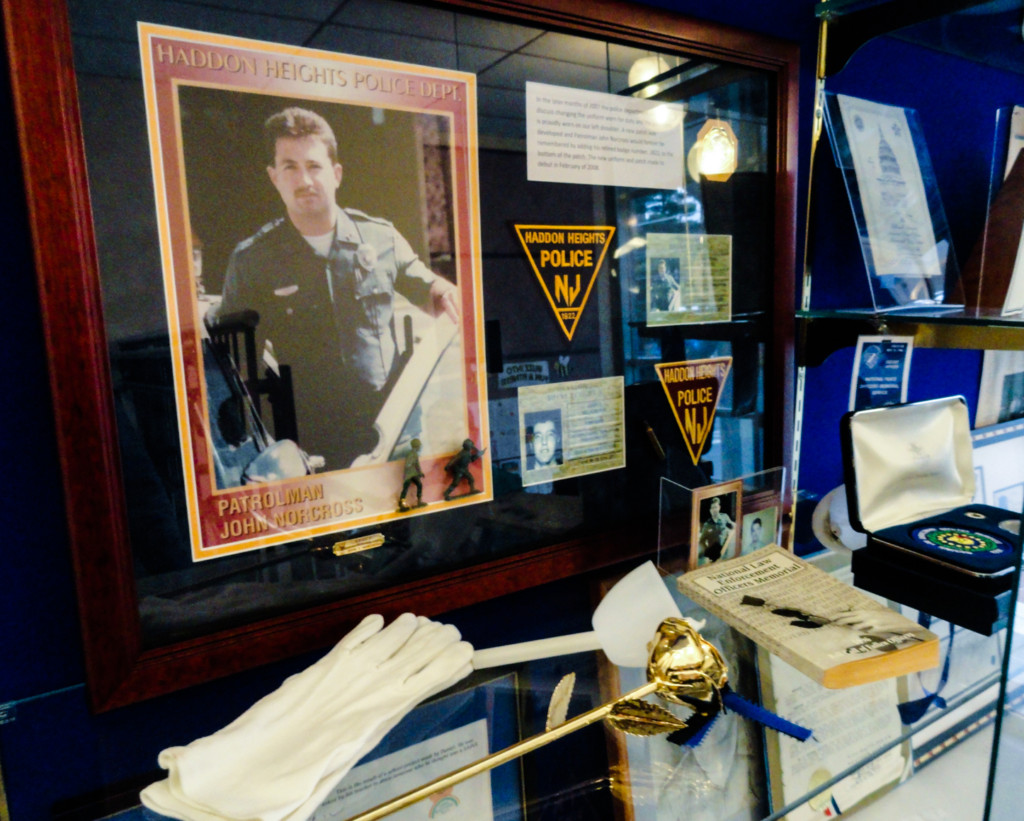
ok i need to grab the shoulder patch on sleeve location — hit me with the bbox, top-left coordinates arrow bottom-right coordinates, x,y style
343,208 -> 393,228
235,218 -> 287,253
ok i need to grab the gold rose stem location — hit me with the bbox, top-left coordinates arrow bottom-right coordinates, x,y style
346,680 -> 659,821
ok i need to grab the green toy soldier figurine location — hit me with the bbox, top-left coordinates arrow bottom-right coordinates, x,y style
443,438 -> 483,501
398,439 -> 426,512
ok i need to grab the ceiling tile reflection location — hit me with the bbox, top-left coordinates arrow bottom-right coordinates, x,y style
454,13 -> 543,50
70,0 -> 321,43
518,31 -> 608,67
66,0 -> 728,113
479,51 -> 611,92
327,0 -> 456,42
311,26 -> 458,68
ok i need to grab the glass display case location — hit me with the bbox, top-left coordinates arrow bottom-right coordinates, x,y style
7,0 -> 1023,818
1,0 -> 798,708
34,558 -> 1011,820
798,2 -> 1024,819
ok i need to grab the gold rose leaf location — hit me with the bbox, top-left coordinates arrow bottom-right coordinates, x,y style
605,699 -> 689,736
545,672 -> 576,731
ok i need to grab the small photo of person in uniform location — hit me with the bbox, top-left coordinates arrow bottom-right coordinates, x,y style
691,483 -> 741,568
648,257 -> 681,313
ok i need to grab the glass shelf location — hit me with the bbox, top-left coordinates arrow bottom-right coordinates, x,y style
802,5 -> 1024,821
813,0 -> 1024,78
797,308 -> 1024,366
75,552 -> 1018,821
591,559 -> 1019,821
764,672 -> 1005,820
801,306 -> 1024,324
815,0 -> 990,18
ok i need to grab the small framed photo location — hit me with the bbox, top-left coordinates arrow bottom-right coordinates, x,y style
690,479 -> 743,569
741,504 -> 780,555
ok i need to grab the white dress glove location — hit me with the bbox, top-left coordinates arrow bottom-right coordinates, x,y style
140,613 -> 473,821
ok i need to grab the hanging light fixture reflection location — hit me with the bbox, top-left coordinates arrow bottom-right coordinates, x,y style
626,55 -> 685,132
641,102 -> 685,132
627,55 -> 671,98
688,119 -> 738,182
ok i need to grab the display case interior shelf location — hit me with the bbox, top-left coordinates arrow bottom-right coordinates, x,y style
797,309 -> 1024,366
798,4 -> 1024,821
814,0 -> 1023,78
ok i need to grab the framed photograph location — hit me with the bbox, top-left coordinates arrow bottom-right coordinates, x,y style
960,105 -> 1024,317
138,25 -> 489,561
971,418 -> 1024,513
658,469 -> 785,573
3,0 -> 798,709
740,504 -> 778,555
313,673 -> 523,820
690,480 -> 743,569
848,335 -> 913,412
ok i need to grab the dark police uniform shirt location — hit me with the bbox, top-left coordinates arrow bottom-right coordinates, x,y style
217,206 -> 438,468
699,513 -> 735,562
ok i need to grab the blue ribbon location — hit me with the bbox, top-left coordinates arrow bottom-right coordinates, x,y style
898,616 -> 953,724
722,687 -> 813,742
668,686 -> 813,747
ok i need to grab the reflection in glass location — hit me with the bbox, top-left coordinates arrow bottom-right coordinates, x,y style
66,0 -> 781,646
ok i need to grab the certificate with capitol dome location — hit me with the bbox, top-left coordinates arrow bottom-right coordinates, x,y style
825,93 -> 955,309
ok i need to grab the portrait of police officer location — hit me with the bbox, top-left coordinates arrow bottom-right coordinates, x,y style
215,106 -> 460,471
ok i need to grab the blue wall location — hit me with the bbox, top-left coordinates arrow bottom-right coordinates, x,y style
3,1 -> 1019,817
797,35 -> 1024,516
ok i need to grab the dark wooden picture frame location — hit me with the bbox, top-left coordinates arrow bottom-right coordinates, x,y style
2,0 -> 798,711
